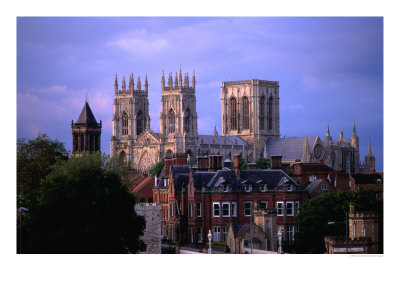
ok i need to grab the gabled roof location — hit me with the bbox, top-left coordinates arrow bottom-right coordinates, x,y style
306,179 -> 323,194
76,102 -> 98,125
198,134 -> 248,146
132,177 -> 154,193
264,136 -> 318,161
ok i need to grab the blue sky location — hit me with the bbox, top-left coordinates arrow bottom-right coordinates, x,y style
17,17 -> 383,171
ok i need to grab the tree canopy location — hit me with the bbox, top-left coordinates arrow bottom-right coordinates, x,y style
149,159 -> 164,176
255,157 -> 270,169
17,133 -> 69,207
295,190 -> 383,254
20,152 -> 145,253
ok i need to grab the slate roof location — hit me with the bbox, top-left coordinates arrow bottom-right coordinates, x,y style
76,102 -> 98,125
193,172 -> 216,189
198,134 -> 248,146
306,179 -> 323,194
206,169 -> 300,191
264,137 -> 318,161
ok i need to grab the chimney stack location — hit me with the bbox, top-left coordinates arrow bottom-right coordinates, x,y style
165,155 -> 173,175
270,155 -> 282,169
247,163 -> 256,170
233,155 -> 240,178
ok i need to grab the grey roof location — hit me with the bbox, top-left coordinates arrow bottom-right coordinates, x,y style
198,135 -> 248,146
264,136 -> 318,161
76,102 -> 98,124
306,179 -> 323,194
193,172 -> 216,189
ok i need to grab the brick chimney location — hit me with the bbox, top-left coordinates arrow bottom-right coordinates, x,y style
270,155 -> 282,169
233,155 -> 240,178
197,156 -> 208,171
247,163 -> 256,170
208,155 -> 223,172
165,155 -> 173,175
174,153 -> 187,165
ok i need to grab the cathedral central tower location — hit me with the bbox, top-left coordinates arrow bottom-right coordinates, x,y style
221,79 -> 280,157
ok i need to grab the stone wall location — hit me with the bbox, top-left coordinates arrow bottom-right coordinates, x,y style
134,203 -> 162,254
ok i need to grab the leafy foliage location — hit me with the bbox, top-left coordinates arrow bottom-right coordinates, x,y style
239,157 -> 247,170
17,133 -> 69,207
149,159 -> 164,176
20,152 -> 145,253
255,157 -> 270,169
295,190 -> 383,253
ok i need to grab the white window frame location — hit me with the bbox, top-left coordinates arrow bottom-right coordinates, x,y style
245,184 -> 252,192
196,202 -> 201,217
309,175 -> 316,182
260,184 -> 268,192
295,201 -> 300,215
258,201 -> 268,210
197,227 -> 202,243
170,202 -> 174,217
223,184 -> 230,192
244,202 -> 252,217
190,227 -> 194,243
286,225 -> 294,241
321,184 -> 327,190
276,202 -> 284,216
222,202 -> 230,217
286,201 -> 294,216
231,201 -> 237,217
213,202 -> 220,218
189,202 -> 193,218
213,226 -> 221,242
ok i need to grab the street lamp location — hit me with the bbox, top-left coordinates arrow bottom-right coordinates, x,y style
208,230 -> 212,254
277,228 -> 282,254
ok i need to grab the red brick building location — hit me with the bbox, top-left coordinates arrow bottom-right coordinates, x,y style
153,154 -> 307,248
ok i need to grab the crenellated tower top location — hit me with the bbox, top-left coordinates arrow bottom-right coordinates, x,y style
114,73 -> 148,95
162,69 -> 196,92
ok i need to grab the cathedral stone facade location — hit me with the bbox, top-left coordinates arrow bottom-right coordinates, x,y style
110,69 -> 375,174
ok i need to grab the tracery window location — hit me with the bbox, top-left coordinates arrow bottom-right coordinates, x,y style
260,95 -> 265,130
184,108 -> 190,133
243,97 -> 250,130
230,98 -> 237,130
122,112 -> 129,136
136,111 -> 143,136
268,96 -> 273,130
168,109 -> 175,134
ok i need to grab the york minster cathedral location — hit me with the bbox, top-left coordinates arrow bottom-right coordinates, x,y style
108,68 -> 375,174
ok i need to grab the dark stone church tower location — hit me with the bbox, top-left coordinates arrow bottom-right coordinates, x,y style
72,101 -> 102,154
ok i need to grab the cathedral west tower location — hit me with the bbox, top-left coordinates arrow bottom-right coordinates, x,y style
159,69 -> 198,157
110,73 -> 150,163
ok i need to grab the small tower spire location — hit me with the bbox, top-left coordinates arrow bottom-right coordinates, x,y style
168,73 -> 173,89
145,74 -> 148,93
184,72 -> 189,87
192,70 -> 196,88
162,70 -> 165,89
367,136 -> 372,156
174,72 -> 178,88
129,74 -> 134,92
212,125 -> 219,136
353,120 -> 357,136
179,67 -> 182,88
326,123 -> 330,137
122,76 -> 126,92
114,74 -> 118,94
137,76 -> 141,91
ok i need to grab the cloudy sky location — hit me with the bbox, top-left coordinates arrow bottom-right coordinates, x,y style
17,17 -> 383,171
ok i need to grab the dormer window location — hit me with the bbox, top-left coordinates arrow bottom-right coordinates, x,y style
287,185 -> 293,192
244,184 -> 252,192
260,184 -> 267,192
223,184 -> 230,192
309,175 -> 316,182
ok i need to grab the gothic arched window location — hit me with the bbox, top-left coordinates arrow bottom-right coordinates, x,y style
243,97 -> 250,130
122,112 -> 129,136
137,111 -> 143,136
184,108 -> 191,133
268,96 -> 273,130
231,98 -> 237,131
168,109 -> 175,134
260,95 -> 265,130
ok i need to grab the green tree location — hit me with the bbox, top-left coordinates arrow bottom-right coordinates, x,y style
149,159 -> 164,176
295,190 -> 383,253
20,152 -> 145,254
239,157 -> 247,170
17,133 -> 69,207
255,157 -> 270,169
